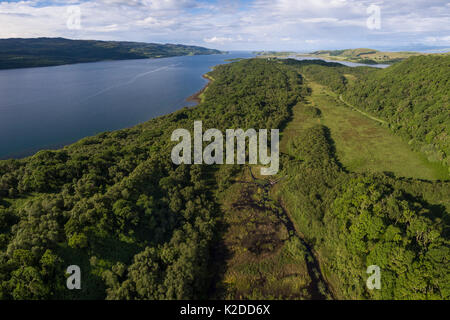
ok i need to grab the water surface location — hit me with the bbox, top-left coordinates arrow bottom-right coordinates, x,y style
0,52 -> 253,159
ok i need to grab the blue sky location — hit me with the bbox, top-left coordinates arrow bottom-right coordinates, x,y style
0,0 -> 449,51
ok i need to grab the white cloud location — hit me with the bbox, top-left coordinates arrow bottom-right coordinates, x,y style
424,35 -> 450,45
0,0 -> 448,50
204,36 -> 233,44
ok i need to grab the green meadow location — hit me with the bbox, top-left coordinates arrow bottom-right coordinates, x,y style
281,80 -> 449,181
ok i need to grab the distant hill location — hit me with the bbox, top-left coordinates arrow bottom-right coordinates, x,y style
0,37 -> 223,70
255,48 -> 438,65
253,51 -> 296,57
307,48 -> 425,64
312,48 -> 379,56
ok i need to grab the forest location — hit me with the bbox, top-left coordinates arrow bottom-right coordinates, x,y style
0,57 -> 448,300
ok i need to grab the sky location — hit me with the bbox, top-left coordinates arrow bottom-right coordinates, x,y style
0,0 -> 449,51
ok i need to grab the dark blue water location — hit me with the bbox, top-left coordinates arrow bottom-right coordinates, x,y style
0,52 -> 254,159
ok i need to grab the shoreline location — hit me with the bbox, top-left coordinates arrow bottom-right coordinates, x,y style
186,73 -> 214,104
0,53 -> 226,72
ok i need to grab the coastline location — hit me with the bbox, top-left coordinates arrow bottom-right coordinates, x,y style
186,73 -> 214,104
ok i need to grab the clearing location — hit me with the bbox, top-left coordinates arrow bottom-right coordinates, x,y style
281,81 -> 448,181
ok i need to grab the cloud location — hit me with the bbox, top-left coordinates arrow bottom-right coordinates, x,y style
0,0 -> 448,50
424,35 -> 450,45
204,36 -> 233,44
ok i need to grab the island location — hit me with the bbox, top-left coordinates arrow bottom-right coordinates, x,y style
0,37 -> 223,70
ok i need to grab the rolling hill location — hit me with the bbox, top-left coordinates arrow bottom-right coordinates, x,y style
0,37 -> 223,70
307,48 -> 424,64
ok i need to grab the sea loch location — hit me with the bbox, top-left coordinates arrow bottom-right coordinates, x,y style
0,52 -> 254,159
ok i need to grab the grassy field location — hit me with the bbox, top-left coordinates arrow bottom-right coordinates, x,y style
215,169 -> 315,300
281,81 -> 449,181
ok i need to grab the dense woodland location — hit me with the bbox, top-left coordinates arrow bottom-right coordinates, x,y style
0,58 -> 448,299
0,38 -> 222,70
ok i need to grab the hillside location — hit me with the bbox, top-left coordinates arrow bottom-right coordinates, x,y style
0,59 -> 448,300
343,55 -> 450,172
254,48 -> 434,65
0,38 -> 223,70
306,48 -> 424,64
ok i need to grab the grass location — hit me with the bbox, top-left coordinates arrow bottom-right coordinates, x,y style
216,170 -> 313,300
281,80 -> 449,181
187,73 -> 215,104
